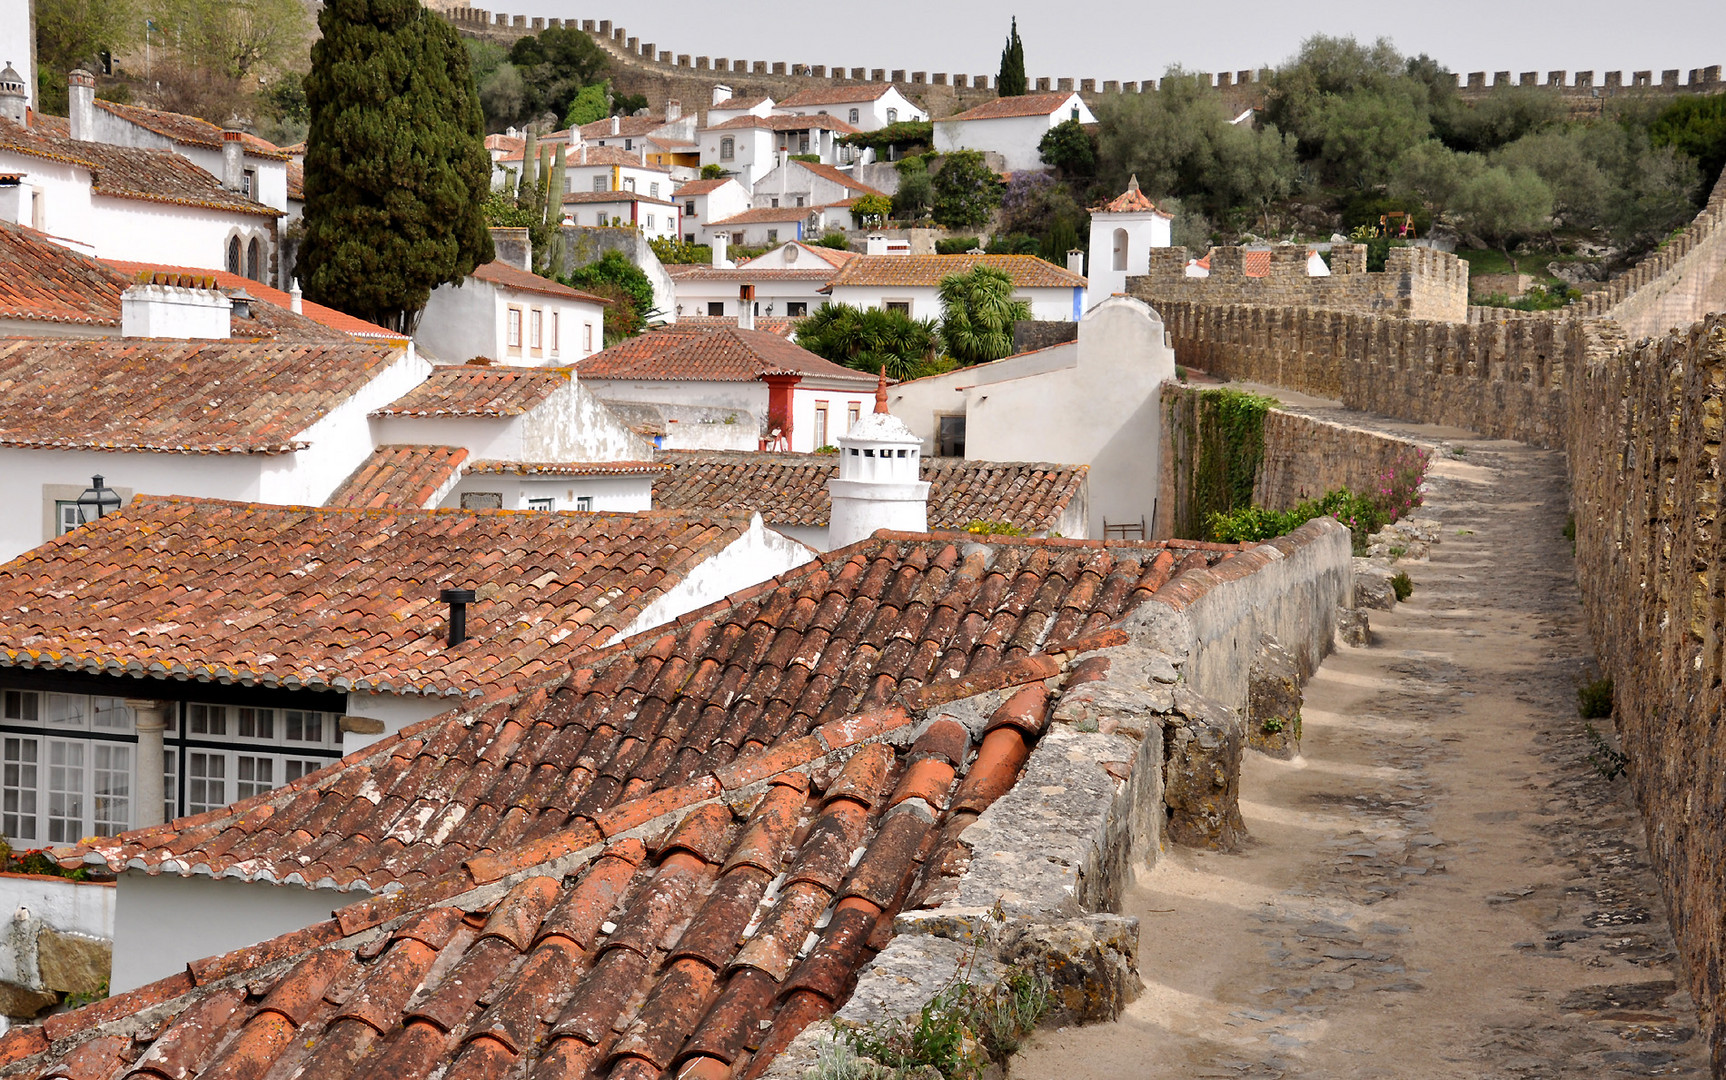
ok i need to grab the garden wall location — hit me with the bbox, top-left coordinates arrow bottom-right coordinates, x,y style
1567,313 -> 1726,1072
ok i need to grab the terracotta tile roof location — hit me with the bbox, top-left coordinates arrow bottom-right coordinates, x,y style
502,145 -> 671,172
664,266 -> 838,283
672,178 -> 733,197
709,205 -> 835,226
23,685 -> 1073,1080
776,84 -> 899,108
579,115 -> 676,139
654,451 -> 1087,531
484,133 -> 525,154
373,365 -> 570,417
0,496 -> 757,697
286,159 -> 303,200
668,316 -> 797,338
741,243 -> 860,269
59,529 -> 1240,892
94,100 -> 292,159
466,460 -> 668,477
561,190 -> 679,207
709,94 -> 773,110
0,220 -> 128,326
784,160 -> 885,196
470,260 -> 614,303
703,114 -> 862,135
104,259 -> 409,342
326,445 -> 471,509
942,92 -> 1080,122
576,325 -> 873,383
0,337 -> 404,453
1091,177 -> 1170,217
825,253 -> 1086,289
0,117 -> 281,218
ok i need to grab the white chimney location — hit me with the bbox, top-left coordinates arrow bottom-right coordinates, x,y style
121,280 -> 232,339
712,231 -> 731,269
738,284 -> 755,331
666,99 -> 682,122
866,233 -> 888,256
778,150 -> 788,198
67,69 -> 95,142
289,282 -> 303,313
0,174 -> 24,225
827,377 -> 930,547
0,62 -> 26,126
221,129 -> 246,193
610,115 -> 620,136
712,84 -> 732,107
1067,248 -> 1085,276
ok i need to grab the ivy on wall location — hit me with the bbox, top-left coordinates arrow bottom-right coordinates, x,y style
1167,387 -> 1278,539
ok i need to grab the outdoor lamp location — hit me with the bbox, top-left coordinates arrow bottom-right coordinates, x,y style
75,475 -> 121,524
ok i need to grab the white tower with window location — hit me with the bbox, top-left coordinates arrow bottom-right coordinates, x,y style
827,375 -> 930,548
1086,175 -> 1173,301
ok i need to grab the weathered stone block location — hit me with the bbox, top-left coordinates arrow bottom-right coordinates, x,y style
36,927 -> 110,995
1247,637 -> 1301,759
1337,607 -> 1370,646
0,981 -> 58,1019
996,913 -> 1140,1025
1354,560 -> 1397,610
1162,689 -> 1246,850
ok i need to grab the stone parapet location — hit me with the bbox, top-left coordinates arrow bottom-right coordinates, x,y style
1136,244 -> 1469,323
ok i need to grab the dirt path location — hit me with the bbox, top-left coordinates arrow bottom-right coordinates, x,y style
1012,426 -> 1708,1078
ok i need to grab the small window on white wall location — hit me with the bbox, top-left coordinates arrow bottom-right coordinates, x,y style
530,309 -> 543,349
1113,228 -> 1128,272
507,308 -> 522,348
886,108 -> 898,123
551,311 -> 560,353
584,323 -> 594,351
527,497 -> 554,512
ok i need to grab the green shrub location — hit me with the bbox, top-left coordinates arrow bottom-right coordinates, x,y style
962,519 -> 1027,536
1391,571 -> 1413,601
1205,487 -> 1387,553
648,236 -> 713,264
1578,675 -> 1614,719
936,236 -> 981,255
814,232 -> 852,250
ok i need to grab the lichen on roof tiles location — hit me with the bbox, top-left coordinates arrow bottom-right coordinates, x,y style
653,450 -> 1087,532
372,365 -> 571,417
0,496 -> 755,696
824,254 -> 1086,289
576,326 -> 873,384
326,445 -> 471,509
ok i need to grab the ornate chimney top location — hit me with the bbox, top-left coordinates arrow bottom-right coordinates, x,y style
874,367 -> 889,414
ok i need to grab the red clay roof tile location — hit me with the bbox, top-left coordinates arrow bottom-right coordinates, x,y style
576,325 -> 872,384
325,445 -> 470,509
943,91 -> 1082,122
824,253 -> 1085,289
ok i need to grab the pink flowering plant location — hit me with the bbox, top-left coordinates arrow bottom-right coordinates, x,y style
1368,448 -> 1430,525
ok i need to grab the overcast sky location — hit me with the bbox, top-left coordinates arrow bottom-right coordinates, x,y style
488,0 -> 1725,87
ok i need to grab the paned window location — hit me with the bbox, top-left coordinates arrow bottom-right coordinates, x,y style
531,308 -> 543,349
507,308 -> 522,348
886,108 -> 898,123
528,497 -> 554,512
849,108 -> 859,124
3,737 -> 38,841
813,402 -> 829,449
246,237 -> 261,281
593,176 -> 608,192
719,137 -> 734,161
55,501 -> 83,536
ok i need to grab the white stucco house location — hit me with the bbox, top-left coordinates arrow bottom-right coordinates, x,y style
933,91 -> 1097,173
0,97 -> 281,279
822,252 -> 1088,322
748,156 -> 885,212
668,240 -> 855,320
698,113 -> 861,190
1085,175 -> 1173,299
575,323 -> 878,452
699,204 -> 845,248
705,88 -> 776,126
887,294 -> 1175,538
418,260 -> 609,366
773,84 -> 927,131
673,176 -> 750,243
560,189 -> 681,237
84,98 -> 291,214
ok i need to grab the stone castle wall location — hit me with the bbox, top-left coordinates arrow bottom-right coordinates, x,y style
1567,313 -> 1726,1074
1582,167 -> 1726,338
424,4 -> 1720,122
1136,244 -> 1470,324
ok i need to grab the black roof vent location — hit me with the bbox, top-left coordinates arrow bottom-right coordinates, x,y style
439,588 -> 476,647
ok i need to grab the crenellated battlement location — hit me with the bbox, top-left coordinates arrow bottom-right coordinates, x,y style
1135,244 -> 1469,323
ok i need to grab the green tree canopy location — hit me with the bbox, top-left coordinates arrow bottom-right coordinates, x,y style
931,150 -> 1005,229
1651,93 -> 1726,194
796,304 -> 941,380
565,251 -> 654,344
997,18 -> 1027,97
34,0 -> 139,112
563,83 -> 609,127
892,155 -> 934,220
1038,119 -> 1096,177
300,0 -> 495,334
1454,165 -> 1552,264
852,193 -> 892,228
937,266 -> 1031,366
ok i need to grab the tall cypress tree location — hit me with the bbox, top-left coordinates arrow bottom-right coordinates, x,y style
997,17 -> 1027,98
300,0 -> 494,335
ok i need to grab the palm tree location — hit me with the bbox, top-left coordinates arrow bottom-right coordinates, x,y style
795,303 -> 939,380
937,266 -> 1032,366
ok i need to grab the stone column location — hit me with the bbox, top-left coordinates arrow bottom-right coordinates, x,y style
126,699 -> 169,829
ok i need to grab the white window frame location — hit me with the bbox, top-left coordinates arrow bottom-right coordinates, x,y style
530,308 -> 543,349
507,307 -> 523,349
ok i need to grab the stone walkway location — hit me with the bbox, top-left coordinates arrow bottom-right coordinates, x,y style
1011,419 -> 1709,1077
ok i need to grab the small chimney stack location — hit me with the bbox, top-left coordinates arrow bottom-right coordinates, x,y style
712,231 -> 730,269
439,588 -> 477,647
738,283 -> 755,331
121,277 -> 233,339
610,114 -> 620,136
289,281 -> 303,313
67,69 -> 95,141
865,233 -> 888,256
221,129 -> 246,193
712,84 -> 732,107
1067,248 -> 1085,276
666,99 -> 682,122
0,62 -> 26,126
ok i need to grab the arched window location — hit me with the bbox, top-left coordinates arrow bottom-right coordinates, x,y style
848,108 -> 859,124
226,236 -> 241,274
719,136 -> 734,161
1112,228 -> 1128,272
886,108 -> 898,124
245,237 -> 262,281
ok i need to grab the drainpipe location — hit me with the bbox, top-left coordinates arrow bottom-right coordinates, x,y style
127,699 -> 169,828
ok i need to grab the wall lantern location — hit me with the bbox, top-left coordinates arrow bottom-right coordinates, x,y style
75,475 -> 121,524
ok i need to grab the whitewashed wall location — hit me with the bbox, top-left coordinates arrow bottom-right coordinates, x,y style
612,514 -> 814,641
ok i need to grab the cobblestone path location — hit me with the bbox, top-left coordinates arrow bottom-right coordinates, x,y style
1012,424 -> 1708,1078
